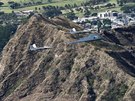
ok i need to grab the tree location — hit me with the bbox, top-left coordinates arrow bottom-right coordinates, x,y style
66,11 -> 77,20
97,19 -> 102,33
64,4 -> 71,9
35,7 -> 37,10
0,11 -> 4,15
43,8 -> 62,18
91,13 -> 97,16
119,0 -> 124,6
103,19 -> 112,29
84,9 -> 91,17
121,4 -> 135,13
0,23 -> 17,51
0,2 -> 4,6
8,1 -> 15,4
116,0 -> 120,5
112,3 -> 116,7
105,3 -> 113,8
73,3 -> 77,8
10,2 -> 21,9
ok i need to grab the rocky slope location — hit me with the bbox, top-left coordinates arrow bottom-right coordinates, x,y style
0,14 -> 135,101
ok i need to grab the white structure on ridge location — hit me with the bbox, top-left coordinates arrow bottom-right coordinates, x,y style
97,11 -> 119,21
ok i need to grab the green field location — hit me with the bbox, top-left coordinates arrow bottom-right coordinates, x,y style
0,0 -> 87,13
0,0 -> 122,15
109,0 -> 117,3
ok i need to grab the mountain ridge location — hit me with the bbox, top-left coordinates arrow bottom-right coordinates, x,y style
0,14 -> 134,101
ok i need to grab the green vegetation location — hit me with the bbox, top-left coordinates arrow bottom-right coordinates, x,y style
0,0 -> 87,13
42,6 -> 62,18
0,0 -> 135,51
91,41 -> 123,51
5,78 -> 23,97
121,3 -> 135,13
0,0 -> 134,17
0,0 -> 135,14
0,27 -> 17,50
66,11 -> 78,20
0,24 -> 17,51
103,83 -> 128,101
0,13 -> 27,51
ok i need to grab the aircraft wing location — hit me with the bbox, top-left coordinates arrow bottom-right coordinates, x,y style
29,44 -> 52,51
36,46 -> 52,50
65,31 -> 81,34
65,30 -> 91,34
43,46 -> 52,49
67,38 -> 95,44
67,34 -> 101,44
67,39 -> 88,44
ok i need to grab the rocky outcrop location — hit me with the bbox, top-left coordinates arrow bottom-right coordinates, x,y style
0,14 -> 134,101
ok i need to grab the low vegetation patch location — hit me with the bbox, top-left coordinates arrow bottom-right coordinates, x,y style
91,41 -> 123,51
102,83 -> 128,101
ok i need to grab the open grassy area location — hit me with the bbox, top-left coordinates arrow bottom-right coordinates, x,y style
1,0 -> 48,3
0,0 -> 122,15
0,0 -> 87,13
109,0 -> 117,3
64,0 -> 120,16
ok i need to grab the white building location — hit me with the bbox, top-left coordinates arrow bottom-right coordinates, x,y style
73,17 -> 97,23
73,10 -> 135,29
97,11 -> 119,21
14,11 -> 28,17
21,10 -> 34,14
73,11 -> 119,23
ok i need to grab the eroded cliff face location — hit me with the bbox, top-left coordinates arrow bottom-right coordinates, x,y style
0,14 -> 135,101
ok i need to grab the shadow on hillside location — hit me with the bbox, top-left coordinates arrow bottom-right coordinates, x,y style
106,51 -> 135,77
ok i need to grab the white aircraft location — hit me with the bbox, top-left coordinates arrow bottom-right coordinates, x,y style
67,34 -> 102,44
66,28 -> 92,34
29,44 -> 52,51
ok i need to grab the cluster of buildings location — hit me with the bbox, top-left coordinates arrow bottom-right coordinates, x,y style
14,10 -> 34,17
73,11 -> 135,30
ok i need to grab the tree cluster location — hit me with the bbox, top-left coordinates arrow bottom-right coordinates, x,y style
121,4 -> 135,13
8,0 -> 54,9
66,11 -> 78,20
81,0 -> 109,6
42,6 -> 62,18
0,13 -> 19,51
